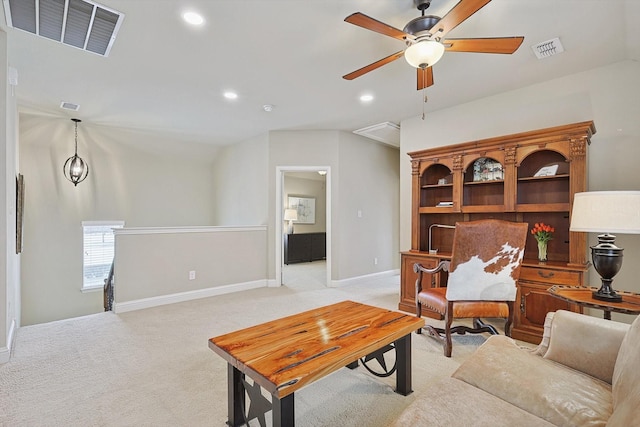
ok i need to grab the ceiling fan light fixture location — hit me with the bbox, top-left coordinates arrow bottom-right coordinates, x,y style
404,40 -> 444,69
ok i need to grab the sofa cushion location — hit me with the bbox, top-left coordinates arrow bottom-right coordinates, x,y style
609,314 -> 640,427
388,376 -> 555,427
543,310 -> 629,384
453,335 -> 612,427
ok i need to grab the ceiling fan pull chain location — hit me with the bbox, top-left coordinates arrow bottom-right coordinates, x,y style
422,89 -> 428,120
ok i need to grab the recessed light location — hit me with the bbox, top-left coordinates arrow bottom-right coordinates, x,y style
360,94 -> 374,102
182,11 -> 204,26
224,91 -> 238,100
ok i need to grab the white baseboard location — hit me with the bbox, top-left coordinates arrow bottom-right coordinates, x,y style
330,269 -> 400,288
0,318 -> 17,364
113,280 -> 268,313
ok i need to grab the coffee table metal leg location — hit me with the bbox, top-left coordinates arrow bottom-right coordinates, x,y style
227,364 -> 245,427
346,360 -> 359,369
394,334 -> 413,396
272,393 -> 295,427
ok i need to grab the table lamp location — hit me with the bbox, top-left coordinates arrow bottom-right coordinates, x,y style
570,191 -> 640,302
284,209 -> 298,234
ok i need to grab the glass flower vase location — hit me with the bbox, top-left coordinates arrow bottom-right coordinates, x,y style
537,241 -> 548,262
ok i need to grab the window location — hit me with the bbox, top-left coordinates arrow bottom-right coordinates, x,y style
82,221 -> 124,291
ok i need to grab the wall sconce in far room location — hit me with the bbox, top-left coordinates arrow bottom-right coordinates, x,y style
570,191 -> 640,302
63,118 -> 89,186
284,209 -> 298,234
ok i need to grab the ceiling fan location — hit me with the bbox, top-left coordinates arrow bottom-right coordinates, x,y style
342,0 -> 524,90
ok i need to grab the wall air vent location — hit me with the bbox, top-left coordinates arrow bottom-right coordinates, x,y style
531,37 -> 564,59
3,0 -> 125,57
353,122 -> 400,148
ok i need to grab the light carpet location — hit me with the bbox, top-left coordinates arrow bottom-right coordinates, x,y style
0,276 -> 516,426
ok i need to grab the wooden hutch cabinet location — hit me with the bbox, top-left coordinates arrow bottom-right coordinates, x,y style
400,121 -> 595,343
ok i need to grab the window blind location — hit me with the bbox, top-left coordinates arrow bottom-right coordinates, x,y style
82,221 -> 123,289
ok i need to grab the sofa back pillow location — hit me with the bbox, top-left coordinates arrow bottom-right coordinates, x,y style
544,310 -> 629,384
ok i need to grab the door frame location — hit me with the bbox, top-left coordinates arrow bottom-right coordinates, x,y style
275,166 -> 331,287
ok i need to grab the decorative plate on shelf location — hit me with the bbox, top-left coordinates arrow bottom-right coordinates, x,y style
473,158 -> 503,182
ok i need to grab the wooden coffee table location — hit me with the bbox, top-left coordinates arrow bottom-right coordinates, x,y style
208,300 -> 425,427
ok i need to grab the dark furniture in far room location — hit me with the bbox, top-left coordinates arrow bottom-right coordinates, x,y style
284,232 -> 326,264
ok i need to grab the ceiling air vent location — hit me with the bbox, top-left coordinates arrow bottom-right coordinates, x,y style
353,122 -> 400,148
531,37 -> 564,59
3,0 -> 125,57
60,101 -> 80,111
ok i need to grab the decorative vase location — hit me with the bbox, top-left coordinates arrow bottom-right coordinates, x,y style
537,241 -> 548,262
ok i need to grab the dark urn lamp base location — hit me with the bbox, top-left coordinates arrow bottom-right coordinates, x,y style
591,234 -> 623,303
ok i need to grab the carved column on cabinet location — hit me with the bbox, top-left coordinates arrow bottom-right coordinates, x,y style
411,159 -> 421,251
451,154 -> 464,211
504,146 -> 517,211
569,137 -> 589,266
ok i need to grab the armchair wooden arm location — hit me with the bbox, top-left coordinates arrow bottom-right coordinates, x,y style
414,261 -> 449,294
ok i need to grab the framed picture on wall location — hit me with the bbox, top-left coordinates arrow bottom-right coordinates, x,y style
288,195 -> 315,224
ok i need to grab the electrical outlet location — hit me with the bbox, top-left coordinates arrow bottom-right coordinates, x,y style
374,257 -> 378,265
189,270 -> 196,280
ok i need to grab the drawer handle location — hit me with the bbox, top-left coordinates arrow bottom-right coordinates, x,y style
520,295 -> 526,313
538,270 -> 555,279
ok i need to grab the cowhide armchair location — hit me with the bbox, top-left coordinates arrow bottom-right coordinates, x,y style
414,219 -> 528,357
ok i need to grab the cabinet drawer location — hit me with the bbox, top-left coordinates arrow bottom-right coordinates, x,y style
519,266 -> 581,286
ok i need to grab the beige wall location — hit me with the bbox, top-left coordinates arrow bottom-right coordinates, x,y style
212,133 -> 268,226
337,132 -> 400,279
19,115 -> 219,325
114,226 -> 267,309
400,60 -> 640,322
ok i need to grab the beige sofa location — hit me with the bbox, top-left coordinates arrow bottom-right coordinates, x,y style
392,310 -> 640,427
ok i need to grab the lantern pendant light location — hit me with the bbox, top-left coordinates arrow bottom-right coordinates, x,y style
63,118 -> 89,186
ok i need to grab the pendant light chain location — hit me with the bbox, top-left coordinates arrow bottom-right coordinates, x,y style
74,119 -> 79,154
422,88 -> 428,120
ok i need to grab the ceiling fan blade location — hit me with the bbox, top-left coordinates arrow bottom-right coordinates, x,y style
431,0 -> 492,39
445,37 -> 524,54
343,50 -> 405,80
417,67 -> 434,90
344,12 -> 409,40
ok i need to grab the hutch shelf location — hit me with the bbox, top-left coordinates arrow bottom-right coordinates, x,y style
400,121 -> 596,344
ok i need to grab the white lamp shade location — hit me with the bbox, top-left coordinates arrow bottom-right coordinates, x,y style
570,191 -> 640,234
284,209 -> 298,221
404,40 -> 445,69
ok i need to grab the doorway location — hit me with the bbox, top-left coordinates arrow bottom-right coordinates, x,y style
275,166 -> 331,288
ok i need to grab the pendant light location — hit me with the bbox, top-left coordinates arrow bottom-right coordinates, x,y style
63,118 -> 89,186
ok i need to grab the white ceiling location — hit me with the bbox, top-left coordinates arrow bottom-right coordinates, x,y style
3,0 -> 639,147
